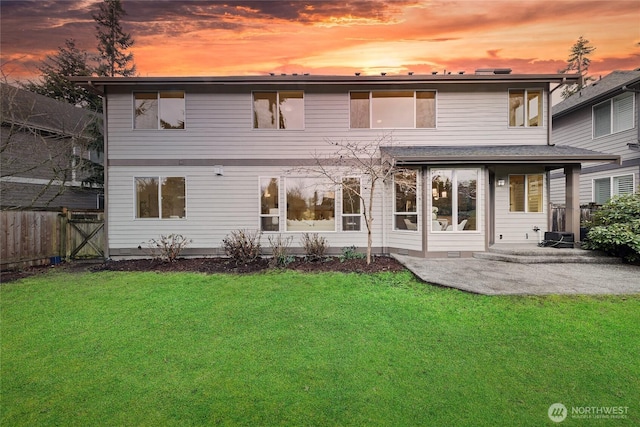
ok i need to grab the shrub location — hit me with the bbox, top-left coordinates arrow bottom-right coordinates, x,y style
268,234 -> 294,268
583,193 -> 640,263
300,233 -> 328,261
146,234 -> 191,263
339,245 -> 366,262
222,229 -> 262,264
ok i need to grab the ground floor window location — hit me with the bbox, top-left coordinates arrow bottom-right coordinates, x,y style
260,177 -> 279,231
431,169 -> 477,231
286,177 -> 336,232
509,174 -> 543,212
135,177 -> 186,219
594,174 -> 634,204
394,170 -> 418,231
342,177 -> 362,231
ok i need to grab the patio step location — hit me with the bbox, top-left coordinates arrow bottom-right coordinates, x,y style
473,245 -> 622,264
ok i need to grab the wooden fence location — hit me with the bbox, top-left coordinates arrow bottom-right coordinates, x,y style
551,205 -> 599,232
1,209 -> 104,271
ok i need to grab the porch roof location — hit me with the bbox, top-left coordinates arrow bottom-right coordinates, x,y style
380,145 -> 620,166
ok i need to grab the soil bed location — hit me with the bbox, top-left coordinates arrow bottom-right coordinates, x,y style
2,256 -> 406,283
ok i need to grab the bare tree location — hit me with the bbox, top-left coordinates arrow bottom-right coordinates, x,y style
1,83 -> 96,209
291,134 -> 412,264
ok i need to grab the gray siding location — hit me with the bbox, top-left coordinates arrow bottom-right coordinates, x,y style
104,81 -> 555,257
106,83 -> 549,161
494,166 -> 549,244
551,91 -> 639,205
108,166 -> 386,252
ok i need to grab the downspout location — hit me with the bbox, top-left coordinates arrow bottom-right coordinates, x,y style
101,89 -> 109,260
547,79 -> 567,233
548,78 -> 567,145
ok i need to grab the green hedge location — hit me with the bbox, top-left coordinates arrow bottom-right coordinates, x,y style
583,193 -> 640,263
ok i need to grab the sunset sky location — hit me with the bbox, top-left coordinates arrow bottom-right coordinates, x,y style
1,0 -> 639,84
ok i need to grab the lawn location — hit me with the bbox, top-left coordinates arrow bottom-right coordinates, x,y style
2,270 -> 638,426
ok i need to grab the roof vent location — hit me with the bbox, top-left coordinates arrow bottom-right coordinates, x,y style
475,68 -> 512,75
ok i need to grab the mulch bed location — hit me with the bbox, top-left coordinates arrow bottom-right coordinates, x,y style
1,256 -> 406,283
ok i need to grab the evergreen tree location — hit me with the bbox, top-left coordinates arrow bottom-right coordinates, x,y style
560,36 -> 596,99
22,39 -> 99,109
93,0 -> 136,77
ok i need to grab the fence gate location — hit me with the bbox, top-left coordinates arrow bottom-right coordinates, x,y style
66,210 -> 105,260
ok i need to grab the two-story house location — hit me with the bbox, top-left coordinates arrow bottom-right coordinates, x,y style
551,69 -> 640,206
1,83 -> 103,210
70,70 -> 618,259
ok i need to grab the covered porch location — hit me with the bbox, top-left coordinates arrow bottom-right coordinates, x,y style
382,145 -> 620,256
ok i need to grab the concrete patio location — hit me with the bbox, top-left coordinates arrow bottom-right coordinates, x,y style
393,246 -> 640,295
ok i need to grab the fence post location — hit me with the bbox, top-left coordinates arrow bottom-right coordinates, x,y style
61,208 -> 71,260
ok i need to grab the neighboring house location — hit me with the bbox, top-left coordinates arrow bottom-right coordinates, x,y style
1,83 -> 103,210
70,70 -> 618,259
551,69 -> 640,206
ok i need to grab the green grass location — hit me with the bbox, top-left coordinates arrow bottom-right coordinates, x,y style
2,270 -> 639,426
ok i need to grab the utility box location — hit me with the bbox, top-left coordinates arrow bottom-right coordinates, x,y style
543,232 -> 574,248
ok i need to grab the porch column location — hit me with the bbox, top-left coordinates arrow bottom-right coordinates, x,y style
564,164 -> 581,241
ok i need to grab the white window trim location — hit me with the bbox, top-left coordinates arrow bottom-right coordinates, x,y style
508,88 -> 544,128
430,168 -> 481,233
592,174 -> 635,203
592,92 -> 635,139
284,177 -> 337,233
508,174 -> 545,214
349,90 -> 437,130
132,91 -> 186,131
252,91 -> 305,130
134,176 -> 187,220
341,176 -> 363,232
259,176 -> 280,232
393,170 -> 420,232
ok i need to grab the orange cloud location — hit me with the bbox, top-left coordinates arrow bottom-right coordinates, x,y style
1,0 -> 638,83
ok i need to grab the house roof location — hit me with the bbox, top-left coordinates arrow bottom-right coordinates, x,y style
1,83 -> 97,135
68,72 -> 581,93
552,70 -> 640,118
381,145 -> 620,166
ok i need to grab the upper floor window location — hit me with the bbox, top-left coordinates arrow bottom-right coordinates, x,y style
253,91 -> 304,129
509,89 -> 542,127
135,176 -> 186,219
593,175 -> 634,204
350,91 -> 436,129
509,174 -> 543,213
134,92 -> 185,129
593,92 -> 634,138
